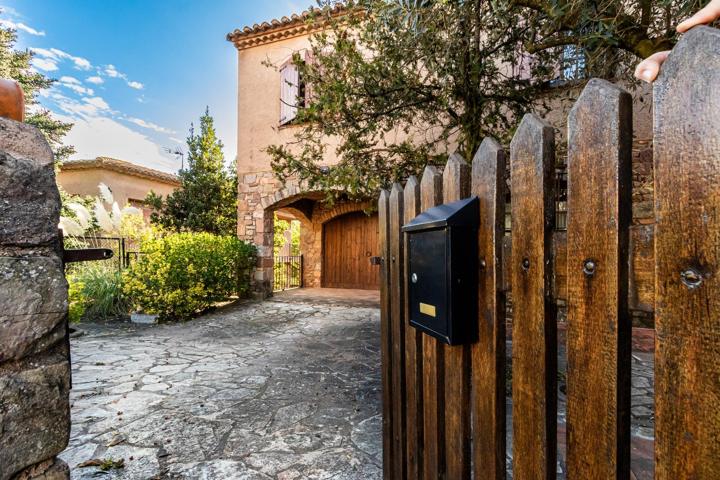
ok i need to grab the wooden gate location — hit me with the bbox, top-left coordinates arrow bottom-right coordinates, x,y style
323,210 -> 380,289
378,27 -> 720,479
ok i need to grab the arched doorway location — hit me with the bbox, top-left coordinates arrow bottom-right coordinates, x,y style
322,211 -> 379,290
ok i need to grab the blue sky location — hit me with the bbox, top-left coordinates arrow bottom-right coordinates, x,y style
1,0 -> 312,173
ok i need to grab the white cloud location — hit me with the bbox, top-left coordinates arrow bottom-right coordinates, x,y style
127,117 -> 175,134
61,114 -> 180,173
53,94 -> 111,117
86,76 -> 104,85
83,96 -> 110,111
71,57 -> 91,70
68,84 -> 94,95
0,18 -> 45,36
32,57 -> 58,71
101,64 -> 144,90
29,47 -> 56,58
31,47 -> 92,71
58,76 -> 94,96
59,75 -> 81,85
104,64 -> 121,78
58,76 -> 95,94
1,6 -> 21,17
169,137 -> 184,144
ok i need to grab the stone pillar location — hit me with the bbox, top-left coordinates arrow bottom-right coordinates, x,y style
0,118 -> 71,480
238,171 -> 287,298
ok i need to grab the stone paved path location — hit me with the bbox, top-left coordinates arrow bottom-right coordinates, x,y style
61,291 -> 655,479
60,295 -> 383,479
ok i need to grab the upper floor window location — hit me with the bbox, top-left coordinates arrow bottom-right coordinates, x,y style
560,45 -> 586,81
279,53 -> 309,126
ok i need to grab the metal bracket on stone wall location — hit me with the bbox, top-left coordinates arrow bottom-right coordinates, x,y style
62,248 -> 113,264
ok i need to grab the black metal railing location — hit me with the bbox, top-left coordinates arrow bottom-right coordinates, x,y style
273,255 -> 303,292
124,251 -> 145,268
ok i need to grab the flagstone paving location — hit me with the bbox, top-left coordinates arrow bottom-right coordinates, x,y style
61,291 -> 655,479
61,295 -> 383,479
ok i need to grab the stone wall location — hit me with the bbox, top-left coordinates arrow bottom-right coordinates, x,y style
237,171 -> 374,296
0,118 -> 70,480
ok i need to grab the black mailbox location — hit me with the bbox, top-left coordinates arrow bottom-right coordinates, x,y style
402,196 -> 479,345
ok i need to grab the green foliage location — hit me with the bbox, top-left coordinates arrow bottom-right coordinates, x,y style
0,24 -> 74,162
67,263 -> 127,322
270,0 -> 701,201
147,108 -> 237,235
123,232 -> 256,321
67,275 -> 86,323
273,214 -> 301,256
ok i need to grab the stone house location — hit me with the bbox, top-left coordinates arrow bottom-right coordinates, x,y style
228,6 -> 381,296
57,157 -> 180,221
227,7 -> 655,298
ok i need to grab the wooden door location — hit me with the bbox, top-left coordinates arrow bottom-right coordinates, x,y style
322,211 -> 380,290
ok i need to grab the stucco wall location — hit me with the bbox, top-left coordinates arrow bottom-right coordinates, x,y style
236,35 -> 351,175
57,168 -> 178,207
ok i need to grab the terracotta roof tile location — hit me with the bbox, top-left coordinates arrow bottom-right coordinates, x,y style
226,5 -> 346,50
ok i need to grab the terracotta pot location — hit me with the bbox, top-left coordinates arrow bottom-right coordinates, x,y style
0,78 -> 24,122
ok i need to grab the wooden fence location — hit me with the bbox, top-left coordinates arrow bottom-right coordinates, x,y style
378,27 -> 720,479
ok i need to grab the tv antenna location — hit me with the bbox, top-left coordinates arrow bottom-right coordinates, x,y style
164,147 -> 185,171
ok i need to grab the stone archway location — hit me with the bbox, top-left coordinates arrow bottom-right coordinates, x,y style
236,172 -> 376,296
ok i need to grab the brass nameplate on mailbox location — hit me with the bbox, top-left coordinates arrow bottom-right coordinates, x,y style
419,303 -> 436,317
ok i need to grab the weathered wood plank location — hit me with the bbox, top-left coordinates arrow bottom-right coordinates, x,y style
403,176 -> 423,479
506,230 -> 655,312
653,26 -> 720,479
510,113 -> 557,480
566,79 -> 632,479
378,189 -> 393,480
420,166 -> 445,480
442,153 -> 472,479
471,138 -> 507,480
389,183 -> 406,480
628,225 -> 654,313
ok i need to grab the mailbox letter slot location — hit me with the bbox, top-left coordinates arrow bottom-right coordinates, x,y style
402,196 -> 479,345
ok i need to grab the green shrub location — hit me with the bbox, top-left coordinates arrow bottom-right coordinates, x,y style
122,232 -> 256,321
67,263 -> 127,322
67,275 -> 86,323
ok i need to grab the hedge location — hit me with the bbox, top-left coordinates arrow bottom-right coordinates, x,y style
123,232 -> 256,321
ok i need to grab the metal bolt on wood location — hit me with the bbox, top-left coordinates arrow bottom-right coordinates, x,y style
583,259 -> 596,276
680,268 -> 703,289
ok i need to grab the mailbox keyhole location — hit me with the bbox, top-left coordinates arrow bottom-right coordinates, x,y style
411,273 -> 418,284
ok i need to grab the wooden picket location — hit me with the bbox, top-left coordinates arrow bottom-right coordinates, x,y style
442,154 -> 472,479
403,176 -> 423,479
566,79 -> 632,479
470,138 -> 507,480
510,114 -> 557,480
419,166 -> 444,480
377,26 -> 720,480
389,184 -> 406,479
653,26 -> 720,479
377,189 -> 392,480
